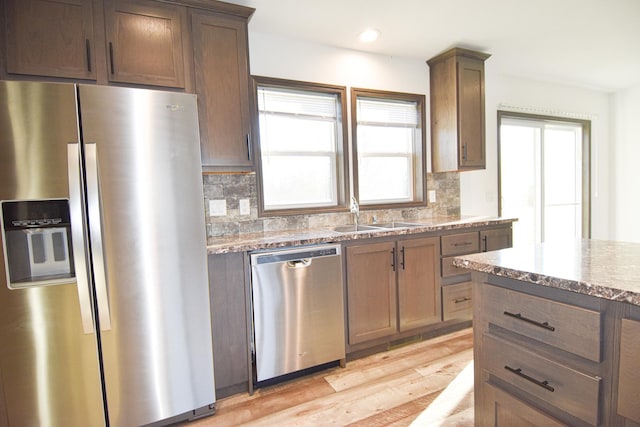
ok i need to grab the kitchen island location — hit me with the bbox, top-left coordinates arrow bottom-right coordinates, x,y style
455,239 -> 640,427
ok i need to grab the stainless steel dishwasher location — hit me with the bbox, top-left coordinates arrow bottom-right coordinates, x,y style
250,244 -> 346,383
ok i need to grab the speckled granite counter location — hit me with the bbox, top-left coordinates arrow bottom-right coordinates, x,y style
454,239 -> 640,306
206,216 -> 516,254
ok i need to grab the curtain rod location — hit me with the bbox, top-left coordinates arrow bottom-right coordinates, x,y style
497,103 -> 598,120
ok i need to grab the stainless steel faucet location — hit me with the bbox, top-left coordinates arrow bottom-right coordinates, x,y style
350,196 -> 360,226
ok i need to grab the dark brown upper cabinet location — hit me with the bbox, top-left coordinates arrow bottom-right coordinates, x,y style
104,0 -> 187,88
428,48 -> 490,172
2,0 -> 98,80
191,9 -> 252,168
1,0 -> 256,170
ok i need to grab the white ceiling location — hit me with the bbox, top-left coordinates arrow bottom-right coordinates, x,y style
224,0 -> 640,93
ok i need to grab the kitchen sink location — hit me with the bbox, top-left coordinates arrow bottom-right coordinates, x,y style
331,225 -> 380,233
369,222 -> 424,229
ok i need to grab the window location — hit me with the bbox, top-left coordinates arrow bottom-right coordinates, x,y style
253,77 -> 348,214
351,89 -> 426,208
498,112 -> 591,247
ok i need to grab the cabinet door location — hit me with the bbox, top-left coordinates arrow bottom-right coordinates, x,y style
346,242 -> 397,345
192,11 -> 252,168
398,237 -> 441,331
480,226 -> 512,252
480,383 -> 567,427
617,318 -> 640,424
457,56 -> 485,169
209,252 -> 249,397
3,0 -> 96,80
104,0 -> 186,88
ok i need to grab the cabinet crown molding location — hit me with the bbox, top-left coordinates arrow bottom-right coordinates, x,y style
161,0 -> 255,18
427,47 -> 491,65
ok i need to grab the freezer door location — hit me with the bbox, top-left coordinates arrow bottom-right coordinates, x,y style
0,81 -> 105,426
78,85 -> 215,426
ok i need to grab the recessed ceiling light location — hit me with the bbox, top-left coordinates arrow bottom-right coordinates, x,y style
359,29 -> 381,43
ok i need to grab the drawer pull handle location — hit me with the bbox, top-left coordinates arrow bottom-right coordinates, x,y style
505,365 -> 555,392
504,311 -> 556,331
454,297 -> 471,304
453,242 -> 473,247
108,42 -> 115,75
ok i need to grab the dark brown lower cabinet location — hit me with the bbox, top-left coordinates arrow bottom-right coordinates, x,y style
208,252 -> 249,398
397,237 -> 441,331
480,226 -> 513,252
345,237 -> 440,347
440,224 -> 513,321
346,241 -> 397,345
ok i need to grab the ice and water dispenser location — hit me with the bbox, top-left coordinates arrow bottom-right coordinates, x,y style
1,200 -> 75,288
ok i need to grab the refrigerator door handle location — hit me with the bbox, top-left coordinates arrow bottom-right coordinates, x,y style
85,143 -> 112,331
68,143 -> 95,334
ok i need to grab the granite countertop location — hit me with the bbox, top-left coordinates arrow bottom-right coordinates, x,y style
454,239 -> 640,306
206,216 -> 516,254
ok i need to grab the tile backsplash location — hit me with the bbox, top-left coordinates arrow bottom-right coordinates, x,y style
203,172 -> 460,238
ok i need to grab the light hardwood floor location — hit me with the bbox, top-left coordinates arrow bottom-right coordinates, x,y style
183,328 -> 474,426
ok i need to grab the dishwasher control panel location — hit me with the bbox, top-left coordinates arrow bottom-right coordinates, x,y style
253,245 -> 340,265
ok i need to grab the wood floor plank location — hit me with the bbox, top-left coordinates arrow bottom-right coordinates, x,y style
410,359 -> 475,426
345,390 -> 442,427
201,374 -> 337,426
180,328 -> 474,427
325,330 -> 472,392
241,351 -> 472,426
343,329 -> 472,372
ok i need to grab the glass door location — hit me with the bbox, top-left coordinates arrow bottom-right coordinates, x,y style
499,113 -> 590,247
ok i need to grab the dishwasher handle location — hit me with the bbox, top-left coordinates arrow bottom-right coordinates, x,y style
287,259 -> 311,268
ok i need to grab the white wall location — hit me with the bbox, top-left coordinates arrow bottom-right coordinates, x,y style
611,83 -> 640,242
249,33 -> 428,95
247,31 -> 614,239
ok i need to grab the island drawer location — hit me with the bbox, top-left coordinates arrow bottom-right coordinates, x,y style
483,333 -> 601,426
441,231 -> 480,256
484,284 -> 602,362
442,282 -> 472,321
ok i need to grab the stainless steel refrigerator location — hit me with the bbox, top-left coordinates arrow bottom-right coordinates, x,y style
0,81 -> 215,427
